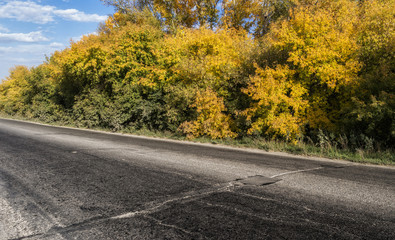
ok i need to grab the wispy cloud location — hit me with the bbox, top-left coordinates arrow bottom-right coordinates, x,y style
0,25 -> 9,32
0,42 -> 65,54
0,1 -> 107,24
71,32 -> 98,42
0,41 -> 66,80
3,57 -> 43,64
54,9 -> 107,22
0,31 -> 49,42
0,1 -> 54,24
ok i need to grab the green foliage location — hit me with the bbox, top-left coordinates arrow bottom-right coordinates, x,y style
344,0 -> 395,147
72,89 -> 109,128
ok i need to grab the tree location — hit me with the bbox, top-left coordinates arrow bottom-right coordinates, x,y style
48,34 -> 108,108
101,0 -> 293,35
179,88 -> 236,139
345,0 -> 395,146
101,0 -> 221,32
243,64 -> 308,142
244,0 -> 361,141
0,66 -> 30,114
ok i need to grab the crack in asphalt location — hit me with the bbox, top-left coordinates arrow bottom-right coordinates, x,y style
8,164 -> 347,240
7,181 -> 241,240
10,173 -> 285,240
5,165 -> 355,240
143,215 -> 202,238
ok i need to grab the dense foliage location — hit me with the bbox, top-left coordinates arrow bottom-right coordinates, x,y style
1,0 -> 394,150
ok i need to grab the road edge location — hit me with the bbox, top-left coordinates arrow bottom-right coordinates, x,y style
1,117 -> 393,169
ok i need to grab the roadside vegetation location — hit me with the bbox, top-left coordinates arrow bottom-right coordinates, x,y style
0,0 -> 394,165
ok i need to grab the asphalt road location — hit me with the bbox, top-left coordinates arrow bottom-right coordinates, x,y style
0,118 -> 394,239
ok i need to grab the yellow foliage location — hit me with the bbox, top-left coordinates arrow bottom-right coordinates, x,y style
0,66 -> 30,114
358,0 -> 394,81
243,64 -> 308,142
265,0 -> 361,130
222,0 -> 259,32
101,22 -> 169,91
168,27 -> 253,139
2,0 -> 392,145
154,0 -> 195,29
50,33 -> 107,82
180,88 -> 236,139
152,0 -> 220,31
167,27 -> 251,95
100,11 -> 147,34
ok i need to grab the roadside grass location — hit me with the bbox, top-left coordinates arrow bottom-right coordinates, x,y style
189,136 -> 395,165
1,113 -> 394,166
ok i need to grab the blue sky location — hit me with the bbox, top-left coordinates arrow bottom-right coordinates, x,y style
0,0 -> 114,81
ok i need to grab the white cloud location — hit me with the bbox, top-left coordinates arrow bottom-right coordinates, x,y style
0,1 -> 107,24
54,9 -> 107,22
0,42 -> 65,54
0,1 -> 54,24
71,35 -> 83,42
0,47 -> 13,54
0,25 -> 9,32
0,31 -> 49,42
5,57 -> 43,64
0,41 -> 67,80
71,32 -> 97,42
49,42 -> 65,48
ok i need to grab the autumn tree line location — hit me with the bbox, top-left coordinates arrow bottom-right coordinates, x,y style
0,0 -> 393,150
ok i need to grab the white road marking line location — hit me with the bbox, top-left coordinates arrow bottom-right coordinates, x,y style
270,167 -> 323,178
111,183 -> 237,220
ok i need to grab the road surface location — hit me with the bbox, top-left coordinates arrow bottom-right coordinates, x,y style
0,118 -> 394,239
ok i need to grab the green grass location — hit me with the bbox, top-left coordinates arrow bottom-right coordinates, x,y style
1,113 -> 394,166
189,136 -> 395,165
